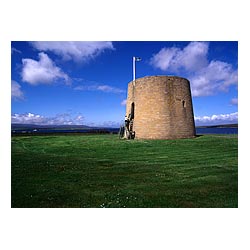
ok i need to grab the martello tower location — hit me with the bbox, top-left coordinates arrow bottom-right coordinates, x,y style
125,75 -> 196,140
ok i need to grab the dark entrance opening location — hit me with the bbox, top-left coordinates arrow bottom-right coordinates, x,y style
130,102 -> 135,119
182,100 -> 186,108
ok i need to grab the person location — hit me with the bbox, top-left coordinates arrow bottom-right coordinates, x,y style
125,115 -> 129,129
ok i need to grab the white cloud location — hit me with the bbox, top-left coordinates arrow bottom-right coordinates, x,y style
96,85 -> 124,93
230,98 -> 238,105
121,99 -> 127,106
11,80 -> 24,100
150,47 -> 180,71
190,60 -> 238,96
179,42 -> 209,71
11,112 -> 120,127
150,42 -> 209,72
195,112 -> 238,125
30,41 -> 114,62
11,112 -> 85,125
12,113 -> 45,124
11,47 -> 22,54
73,78 -> 125,94
21,52 -> 70,85
74,84 -> 124,93
150,42 -> 238,97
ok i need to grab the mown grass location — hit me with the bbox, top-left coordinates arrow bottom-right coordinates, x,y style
11,134 -> 238,208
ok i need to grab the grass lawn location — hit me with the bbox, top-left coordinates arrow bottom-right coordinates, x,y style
11,134 -> 238,208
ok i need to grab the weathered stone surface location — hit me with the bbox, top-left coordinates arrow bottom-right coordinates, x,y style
126,75 -> 196,139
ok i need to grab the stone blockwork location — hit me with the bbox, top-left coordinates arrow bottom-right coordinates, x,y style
126,75 -> 196,139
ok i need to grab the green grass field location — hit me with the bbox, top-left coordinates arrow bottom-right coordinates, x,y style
11,134 -> 238,208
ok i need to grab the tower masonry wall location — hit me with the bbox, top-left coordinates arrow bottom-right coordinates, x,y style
126,75 -> 196,139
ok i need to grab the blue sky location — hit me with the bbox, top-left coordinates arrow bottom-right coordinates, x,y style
11,41 -> 238,127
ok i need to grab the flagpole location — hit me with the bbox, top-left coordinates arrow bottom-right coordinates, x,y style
133,56 -> 135,82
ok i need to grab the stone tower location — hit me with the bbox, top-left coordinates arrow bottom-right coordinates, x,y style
125,75 -> 196,139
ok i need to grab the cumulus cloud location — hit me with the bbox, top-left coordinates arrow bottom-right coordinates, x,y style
11,112 -> 85,125
30,41 -> 114,62
150,42 -> 238,97
190,60 -> 238,96
21,52 -> 70,85
12,113 -> 45,124
11,80 -> 24,100
11,112 -> 120,127
150,47 -> 180,71
195,112 -> 238,125
150,42 -> 209,72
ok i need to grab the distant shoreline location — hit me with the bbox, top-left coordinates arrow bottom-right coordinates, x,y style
195,123 -> 238,128
11,123 -> 238,136
11,123 -> 238,130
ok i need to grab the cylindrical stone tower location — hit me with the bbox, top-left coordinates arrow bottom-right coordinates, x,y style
125,75 -> 196,139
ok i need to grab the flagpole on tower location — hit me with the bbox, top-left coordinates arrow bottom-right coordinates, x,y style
133,56 -> 135,82
133,56 -> 141,83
